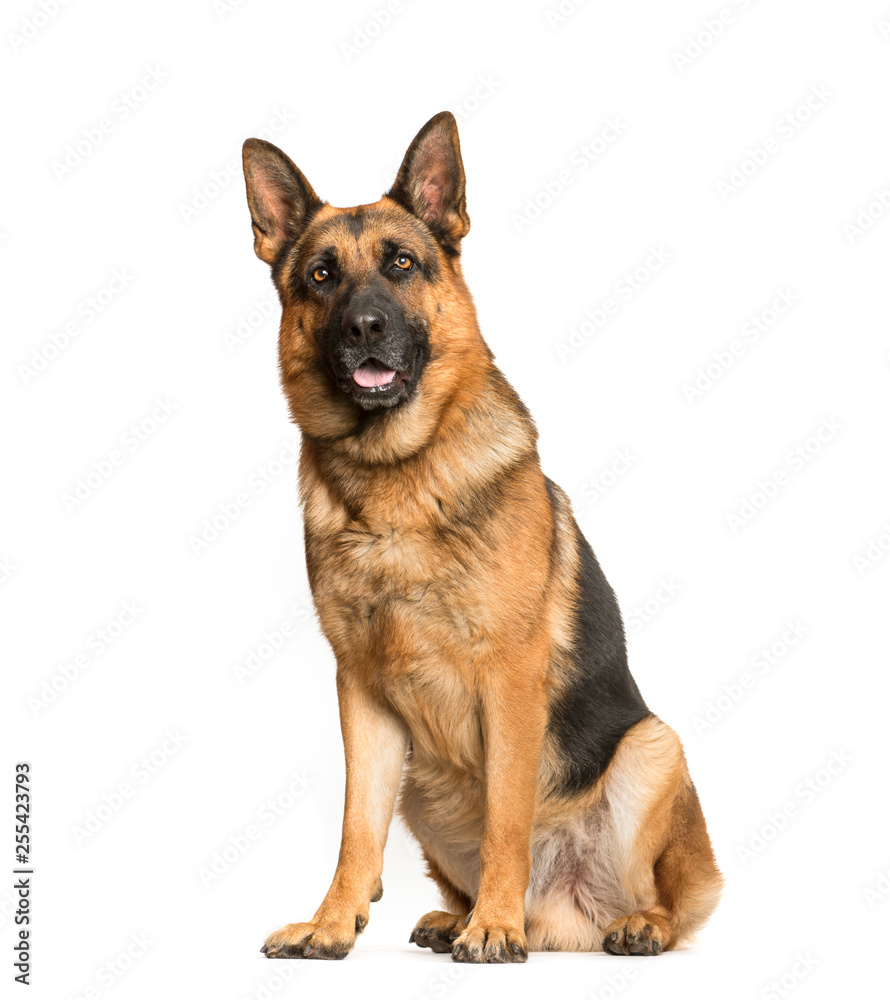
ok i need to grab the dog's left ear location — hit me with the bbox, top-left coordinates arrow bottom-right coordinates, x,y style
387,111 -> 470,250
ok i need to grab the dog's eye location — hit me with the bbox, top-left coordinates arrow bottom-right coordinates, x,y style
394,255 -> 413,271
312,267 -> 330,283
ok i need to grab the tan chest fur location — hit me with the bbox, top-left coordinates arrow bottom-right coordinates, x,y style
298,403 -> 556,856
307,496 -> 492,779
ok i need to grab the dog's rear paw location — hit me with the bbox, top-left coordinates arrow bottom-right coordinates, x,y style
261,921 -> 356,960
602,913 -> 669,956
409,910 -> 464,954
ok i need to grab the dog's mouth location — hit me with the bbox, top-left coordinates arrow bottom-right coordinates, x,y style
353,358 -> 397,389
336,356 -> 414,408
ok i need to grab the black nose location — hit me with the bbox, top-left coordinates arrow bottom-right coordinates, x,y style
341,307 -> 388,345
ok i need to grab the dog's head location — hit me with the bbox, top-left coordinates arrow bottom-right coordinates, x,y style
243,112 -> 485,455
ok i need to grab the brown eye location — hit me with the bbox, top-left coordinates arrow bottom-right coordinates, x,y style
312,267 -> 329,283
394,255 -> 413,270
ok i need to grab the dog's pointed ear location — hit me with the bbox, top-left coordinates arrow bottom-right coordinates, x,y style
386,112 -> 470,250
242,139 -> 322,265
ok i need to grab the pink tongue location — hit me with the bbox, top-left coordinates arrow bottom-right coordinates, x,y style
353,360 -> 396,388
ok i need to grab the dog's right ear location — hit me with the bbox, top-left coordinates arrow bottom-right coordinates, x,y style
242,139 -> 322,265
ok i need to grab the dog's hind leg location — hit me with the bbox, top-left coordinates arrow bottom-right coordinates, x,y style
600,718 -> 723,955
527,716 -> 722,954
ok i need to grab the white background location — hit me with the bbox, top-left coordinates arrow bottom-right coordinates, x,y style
3,1 -> 890,998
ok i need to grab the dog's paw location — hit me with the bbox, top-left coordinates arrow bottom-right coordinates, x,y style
451,920 -> 528,964
409,910 -> 465,954
260,921 -> 357,960
602,913 -> 669,956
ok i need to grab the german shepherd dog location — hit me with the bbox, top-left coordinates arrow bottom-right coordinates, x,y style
241,112 -> 722,963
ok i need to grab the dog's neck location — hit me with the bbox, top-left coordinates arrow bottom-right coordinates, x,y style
299,358 -> 538,531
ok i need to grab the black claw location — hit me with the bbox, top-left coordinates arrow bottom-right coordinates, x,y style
409,930 -> 416,944
260,945 -> 267,954
603,934 -> 623,955
429,935 -> 453,954
652,940 -> 662,955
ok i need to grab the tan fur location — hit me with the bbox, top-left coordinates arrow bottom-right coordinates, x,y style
243,113 -> 722,963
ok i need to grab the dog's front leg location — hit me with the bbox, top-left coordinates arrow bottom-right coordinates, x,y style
262,670 -> 408,959
451,665 -> 547,965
